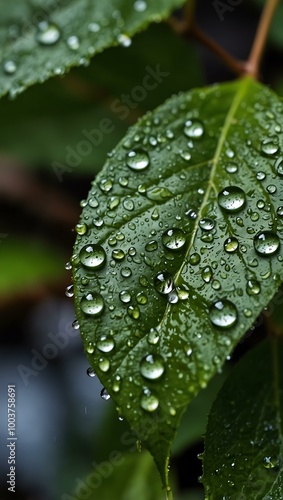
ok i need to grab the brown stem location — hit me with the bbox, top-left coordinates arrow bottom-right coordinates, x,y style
245,0 -> 280,79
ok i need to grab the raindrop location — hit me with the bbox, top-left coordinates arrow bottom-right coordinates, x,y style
275,158 -> 283,176
225,162 -> 238,174
189,253 -> 200,265
98,357 -> 110,372
154,271 -> 174,295
88,197 -> 99,208
202,266 -> 212,283
112,375 -> 122,392
140,388 -> 159,412
147,329 -> 160,345
100,388 -> 111,400
127,305 -> 140,319
256,171 -> 266,181
65,285 -> 74,297
162,228 -> 186,251
67,35 -> 80,50
127,149 -> 149,171
218,186 -> 246,212
117,33 -> 132,47
266,185 -> 277,194
112,249 -> 125,261
199,218 -> 215,231
277,206 -> 283,217
136,292 -> 148,304
246,280 -> 261,296
134,0 -> 147,12
261,139 -> 279,156
3,60 -> 17,75
146,186 -> 173,201
79,244 -> 106,270
119,290 -> 131,303
97,335 -> 115,353
72,319 -> 80,330
253,231 -> 280,256
145,240 -> 158,252
86,367 -> 96,377
65,261 -> 72,270
209,299 -> 238,328
123,198 -> 134,211
184,120 -> 204,138
80,293 -> 104,316
224,237 -> 239,253
121,267 -> 132,278
99,178 -> 113,192
36,21 -> 61,45
186,208 -> 197,220
86,342 -> 94,354
140,354 -> 165,380
75,223 -> 88,235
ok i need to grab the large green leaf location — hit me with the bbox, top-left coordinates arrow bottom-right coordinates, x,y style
72,77 -> 283,490
0,0 -> 186,98
202,339 -> 283,499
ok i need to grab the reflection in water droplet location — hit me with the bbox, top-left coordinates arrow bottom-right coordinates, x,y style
246,280 -> 261,295
136,292 -> 148,304
140,354 -> 165,380
253,231 -> 280,256
154,271 -> 174,295
140,388 -> 159,412
79,244 -> 106,270
256,171 -> 266,181
277,206 -> 283,217
80,293 -> 104,316
266,184 -> 277,194
162,228 -> 186,251
145,240 -> 158,252
65,285 -> 74,298
209,299 -> 238,328
224,237 -> 239,253
36,21 -> 61,45
97,335 -> 115,353
184,120 -> 204,138
127,149 -> 149,171
218,186 -> 246,212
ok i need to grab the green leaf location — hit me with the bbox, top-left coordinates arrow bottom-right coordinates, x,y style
72,76 -> 283,489
202,339 -> 283,499
0,23 -> 201,173
0,0 -> 186,99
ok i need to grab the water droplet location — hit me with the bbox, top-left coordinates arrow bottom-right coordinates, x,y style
146,186 -> 172,201
257,200 -> 265,209
189,253 -> 200,265
134,0 -> 147,12
267,184 -> 277,194
80,293 -> 104,316
127,305 -> 140,319
246,279 -> 261,295
99,178 -> 113,192
127,149 -> 149,171
202,266 -> 212,283
136,292 -> 148,304
218,186 -> 246,212
97,335 -> 115,353
72,319 -> 80,330
162,228 -> 186,251
224,237 -> 239,253
79,244 -> 106,270
112,249 -> 125,261
140,354 -> 165,380
253,231 -> 280,256
184,120 -> 204,138
100,388 -> 111,400
140,388 -> 159,412
186,208 -> 197,220
225,162 -> 238,174
256,171 -> 266,181
123,197 -> 134,211
75,223 -> 88,235
121,267 -> 132,278
112,375 -> 121,392
117,33 -> 132,47
145,240 -> 158,252
88,22 -> 100,32
119,290 -> 131,303
3,60 -> 17,75
209,299 -> 238,328
87,367 -> 96,377
154,271 -> 174,295
65,284 -> 74,297
199,218 -> 215,231
147,328 -> 160,345
275,158 -> 283,176
263,456 -> 277,469
86,342 -> 94,354
65,261 -> 72,270
277,206 -> 283,217
261,139 -> 279,156
36,21 -> 61,45
67,35 -> 80,50
98,357 -> 110,372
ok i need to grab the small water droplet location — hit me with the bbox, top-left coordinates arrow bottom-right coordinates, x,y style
36,21 -> 61,45
99,178 -> 113,192
97,335 -> 115,353
202,266 -> 212,283
224,237 -> 239,253
65,284 -> 74,297
134,0 -> 147,12
117,33 -> 132,47
127,305 -> 140,319
80,293 -> 104,316
140,354 -> 165,380
112,375 -> 122,392
112,249 -> 125,261
162,228 -> 186,251
86,342 -> 94,354
277,206 -> 283,217
87,367 -> 96,377
253,231 -> 280,256
121,267 -> 132,278
88,22 -> 100,32
147,328 -> 160,345
263,456 -> 277,469
65,261 -> 72,270
256,171 -> 266,181
184,119 -> 204,138
209,299 -> 238,328
3,60 -> 17,75
67,35 -> 80,50
189,253 -> 200,265
199,217 -> 215,231
267,184 -> 277,194
136,292 -> 148,304
100,387 -> 111,400
246,279 -> 261,295
225,162 -> 238,174
145,240 -> 158,252
127,149 -> 149,171
186,208 -> 197,220
119,290 -> 131,303
154,271 -> 174,295
140,388 -> 159,412
218,186 -> 246,212
261,139 -> 279,156
275,158 -> 283,176
72,319 -> 80,330
123,197 -> 134,211
75,223 -> 88,235
79,244 -> 106,270
98,357 -> 110,372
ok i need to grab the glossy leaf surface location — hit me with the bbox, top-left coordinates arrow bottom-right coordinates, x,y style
73,77 -> 283,487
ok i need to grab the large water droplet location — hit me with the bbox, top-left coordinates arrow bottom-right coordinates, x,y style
209,299 -> 238,328
97,335 -> 115,353
140,354 -> 165,380
140,388 -> 159,412
79,244 -> 106,270
154,271 -> 174,295
218,186 -> 246,212
80,293 -> 104,316
36,21 -> 61,45
253,231 -> 280,256
162,228 -> 186,251
127,149 -> 149,171
184,120 -> 204,138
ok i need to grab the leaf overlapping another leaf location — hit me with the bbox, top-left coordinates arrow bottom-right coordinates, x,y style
73,77 -> 283,488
